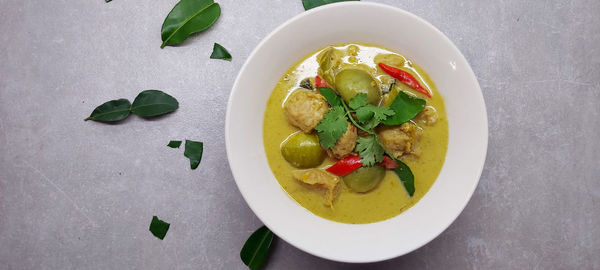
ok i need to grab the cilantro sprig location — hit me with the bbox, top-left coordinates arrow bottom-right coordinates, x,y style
349,94 -> 395,130
315,86 -> 426,166
345,94 -> 394,166
314,88 -> 396,166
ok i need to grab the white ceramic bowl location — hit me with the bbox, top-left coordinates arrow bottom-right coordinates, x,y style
226,2 -> 488,263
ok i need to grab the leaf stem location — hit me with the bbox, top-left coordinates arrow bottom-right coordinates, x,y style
341,100 -> 373,135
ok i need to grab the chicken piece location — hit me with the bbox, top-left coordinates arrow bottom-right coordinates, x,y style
292,169 -> 340,207
284,89 -> 329,133
376,122 -> 423,159
327,124 -> 357,159
415,106 -> 438,126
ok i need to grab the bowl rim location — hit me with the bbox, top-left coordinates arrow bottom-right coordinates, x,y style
226,1 -> 488,263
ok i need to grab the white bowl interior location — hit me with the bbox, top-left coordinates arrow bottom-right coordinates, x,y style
226,2 -> 487,263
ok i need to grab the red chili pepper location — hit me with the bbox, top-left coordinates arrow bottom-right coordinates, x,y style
378,63 -> 431,98
315,75 -> 330,88
326,155 -> 362,177
380,156 -> 399,170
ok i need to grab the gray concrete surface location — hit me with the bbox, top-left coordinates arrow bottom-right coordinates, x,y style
1,0 -> 599,269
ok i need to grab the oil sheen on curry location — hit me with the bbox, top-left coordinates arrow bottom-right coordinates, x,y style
263,44 -> 448,224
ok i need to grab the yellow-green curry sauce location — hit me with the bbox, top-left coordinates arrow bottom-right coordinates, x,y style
263,44 -> 448,224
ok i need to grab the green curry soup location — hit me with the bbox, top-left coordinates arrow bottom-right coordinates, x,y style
263,43 -> 448,224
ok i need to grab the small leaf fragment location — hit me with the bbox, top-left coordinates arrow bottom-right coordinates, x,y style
392,158 -> 415,196
160,0 -> 221,48
85,98 -> 131,122
210,43 -> 232,61
241,226 -> 274,270
131,90 -> 179,118
167,140 -> 182,148
302,0 -> 360,10
184,140 -> 203,169
149,216 -> 170,240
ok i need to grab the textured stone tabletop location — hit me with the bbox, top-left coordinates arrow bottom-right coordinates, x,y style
1,0 -> 598,269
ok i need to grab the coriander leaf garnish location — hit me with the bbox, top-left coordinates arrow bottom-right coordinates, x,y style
184,140 -> 204,169
354,106 -> 373,123
315,106 -> 347,149
240,226 -> 274,270
356,105 -> 395,129
348,93 -> 368,109
210,43 -> 232,61
350,94 -> 395,129
356,136 -> 385,166
160,0 -> 221,48
167,140 -> 182,148
85,98 -> 131,122
314,89 -> 394,165
340,99 -> 372,134
149,216 -> 170,240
